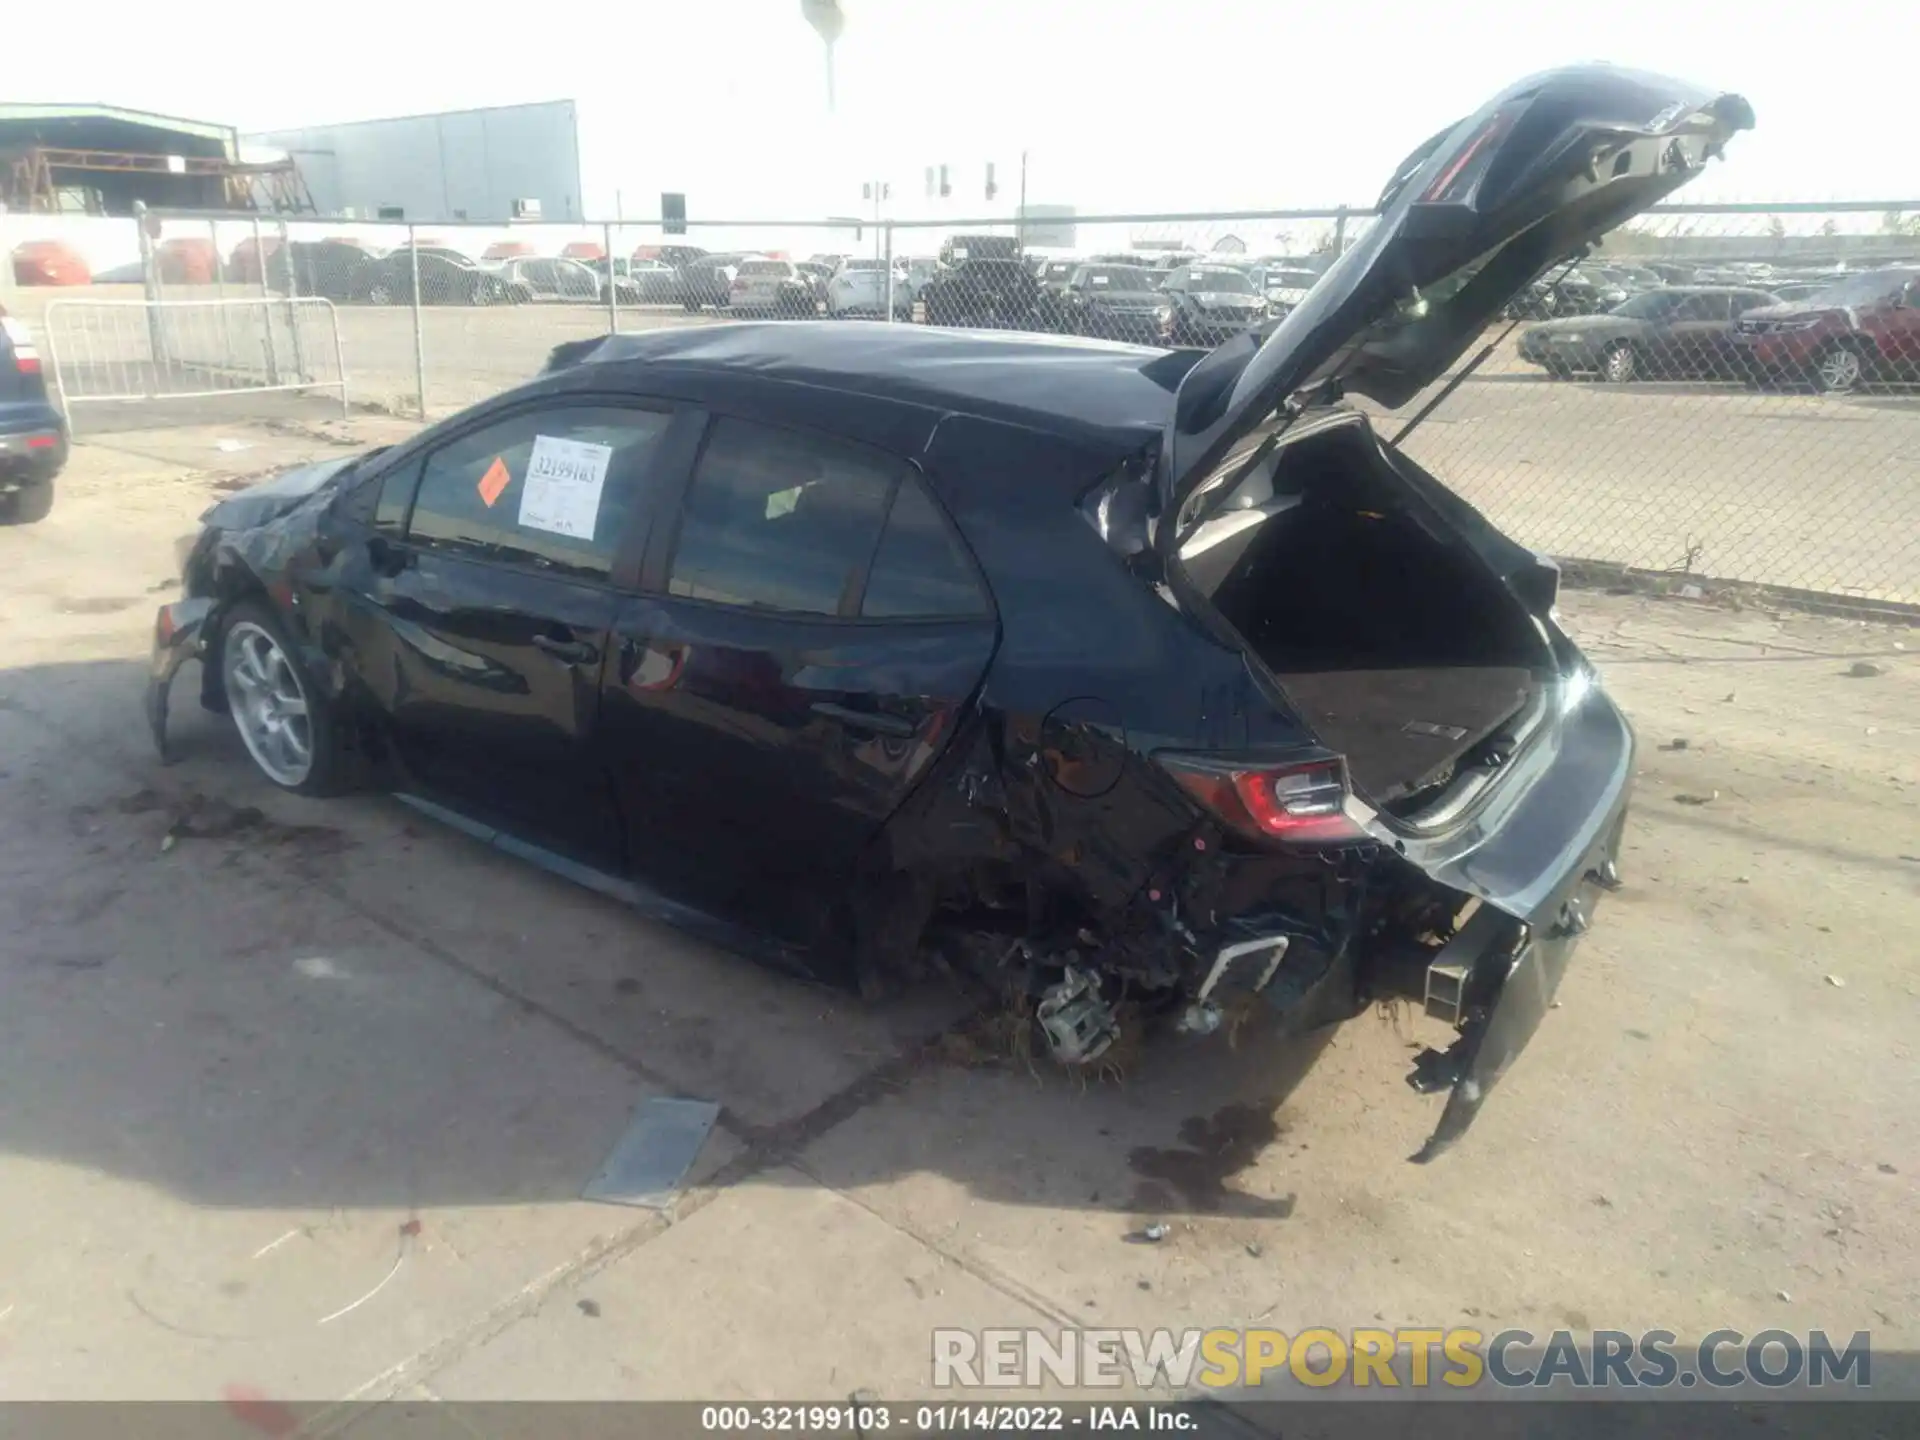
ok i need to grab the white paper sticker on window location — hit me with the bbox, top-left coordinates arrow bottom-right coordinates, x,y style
518,434 -> 613,541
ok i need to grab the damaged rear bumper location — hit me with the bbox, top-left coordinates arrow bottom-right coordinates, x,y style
1185,678 -> 1632,1161
1393,677 -> 1634,1161
146,597 -> 214,763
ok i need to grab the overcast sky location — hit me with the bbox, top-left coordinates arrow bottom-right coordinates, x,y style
34,0 -> 1917,221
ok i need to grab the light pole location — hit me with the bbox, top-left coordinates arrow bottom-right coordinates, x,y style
801,0 -> 845,114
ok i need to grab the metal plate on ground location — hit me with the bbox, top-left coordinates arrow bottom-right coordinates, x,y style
583,1097 -> 722,1209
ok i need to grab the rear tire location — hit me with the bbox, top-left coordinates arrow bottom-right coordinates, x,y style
1,481 -> 54,525
1602,343 -> 1639,383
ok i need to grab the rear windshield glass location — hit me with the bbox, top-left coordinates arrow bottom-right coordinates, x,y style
739,261 -> 789,277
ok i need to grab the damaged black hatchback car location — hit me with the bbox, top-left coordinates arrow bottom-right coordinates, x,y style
148,67 -> 1751,1159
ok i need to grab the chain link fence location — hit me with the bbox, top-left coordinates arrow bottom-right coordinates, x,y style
6,201 -> 1917,604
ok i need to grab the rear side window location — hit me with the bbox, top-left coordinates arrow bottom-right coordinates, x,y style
403,405 -> 672,580
861,478 -> 989,619
667,418 -> 896,615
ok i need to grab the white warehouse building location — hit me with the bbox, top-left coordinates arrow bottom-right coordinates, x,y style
247,100 -> 585,224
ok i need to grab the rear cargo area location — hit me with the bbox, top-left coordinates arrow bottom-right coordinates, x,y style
1176,418 -> 1552,808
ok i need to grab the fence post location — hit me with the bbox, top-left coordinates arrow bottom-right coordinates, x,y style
280,220 -> 307,382
408,224 -> 427,420
133,201 -> 168,369
604,221 -> 619,335
209,217 -> 238,372
253,215 -> 281,386
1331,207 -> 1349,258
883,223 -> 895,323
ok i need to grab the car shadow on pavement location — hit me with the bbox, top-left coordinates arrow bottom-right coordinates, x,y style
0,656 -> 1339,1224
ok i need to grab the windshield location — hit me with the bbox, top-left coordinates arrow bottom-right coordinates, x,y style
1802,271 -> 1912,306
1080,266 -> 1156,290
1266,269 -> 1319,290
1187,268 -> 1255,294
739,261 -> 789,277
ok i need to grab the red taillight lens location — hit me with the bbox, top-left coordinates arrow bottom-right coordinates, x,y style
25,434 -> 56,449
1420,100 -> 1526,205
1159,752 -> 1365,845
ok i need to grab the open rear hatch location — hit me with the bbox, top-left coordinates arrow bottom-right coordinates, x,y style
1157,64 -> 1752,826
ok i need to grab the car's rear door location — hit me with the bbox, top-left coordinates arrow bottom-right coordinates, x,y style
1662,290 -> 1735,375
599,413 -> 998,948
354,397 -> 684,866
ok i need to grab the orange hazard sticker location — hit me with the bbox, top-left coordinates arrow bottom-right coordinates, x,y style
477,456 -> 512,508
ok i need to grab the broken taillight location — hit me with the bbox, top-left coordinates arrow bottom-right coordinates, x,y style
1157,751 -> 1365,845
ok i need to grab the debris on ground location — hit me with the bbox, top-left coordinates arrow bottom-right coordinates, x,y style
1125,1223 -> 1169,1245
1777,1290 -> 1792,1302
1825,975 -> 1846,988
1660,738 -> 1690,751
1673,791 -> 1719,806
582,1096 -> 721,1209
317,1220 -> 418,1325
1878,1163 -> 1898,1175
214,438 -> 252,453
1677,584 -> 1705,600
577,1299 -> 602,1318
1245,1241 -> 1264,1258
1846,660 -> 1886,678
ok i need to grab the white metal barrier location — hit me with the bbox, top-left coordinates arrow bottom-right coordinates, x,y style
40,296 -> 349,434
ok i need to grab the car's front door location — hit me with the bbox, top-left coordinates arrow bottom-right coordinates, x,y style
599,414 -> 999,949
354,399 -> 681,865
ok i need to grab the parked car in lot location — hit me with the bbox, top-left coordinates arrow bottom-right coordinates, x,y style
1736,267 -> 1920,392
0,311 -> 67,524
825,258 -> 918,318
1249,263 -> 1322,318
280,239 -> 377,301
610,258 -> 682,304
144,65 -> 1750,1161
10,240 -> 91,286
1157,263 -> 1269,345
1504,266 -> 1630,319
492,257 -> 604,304
361,249 -> 516,306
919,235 -> 1040,328
794,261 -> 835,306
729,258 -> 820,317
1050,264 -> 1167,342
635,244 -> 709,270
1518,286 -> 1779,381
677,253 -> 750,311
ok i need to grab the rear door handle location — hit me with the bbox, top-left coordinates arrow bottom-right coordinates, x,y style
532,634 -> 600,665
811,702 -> 917,738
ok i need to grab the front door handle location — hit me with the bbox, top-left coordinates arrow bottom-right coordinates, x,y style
532,633 -> 600,665
811,701 -> 917,738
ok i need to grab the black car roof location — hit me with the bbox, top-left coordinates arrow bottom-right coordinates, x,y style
571,322 -> 1194,449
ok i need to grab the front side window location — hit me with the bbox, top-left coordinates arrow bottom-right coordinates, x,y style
404,405 -> 672,580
